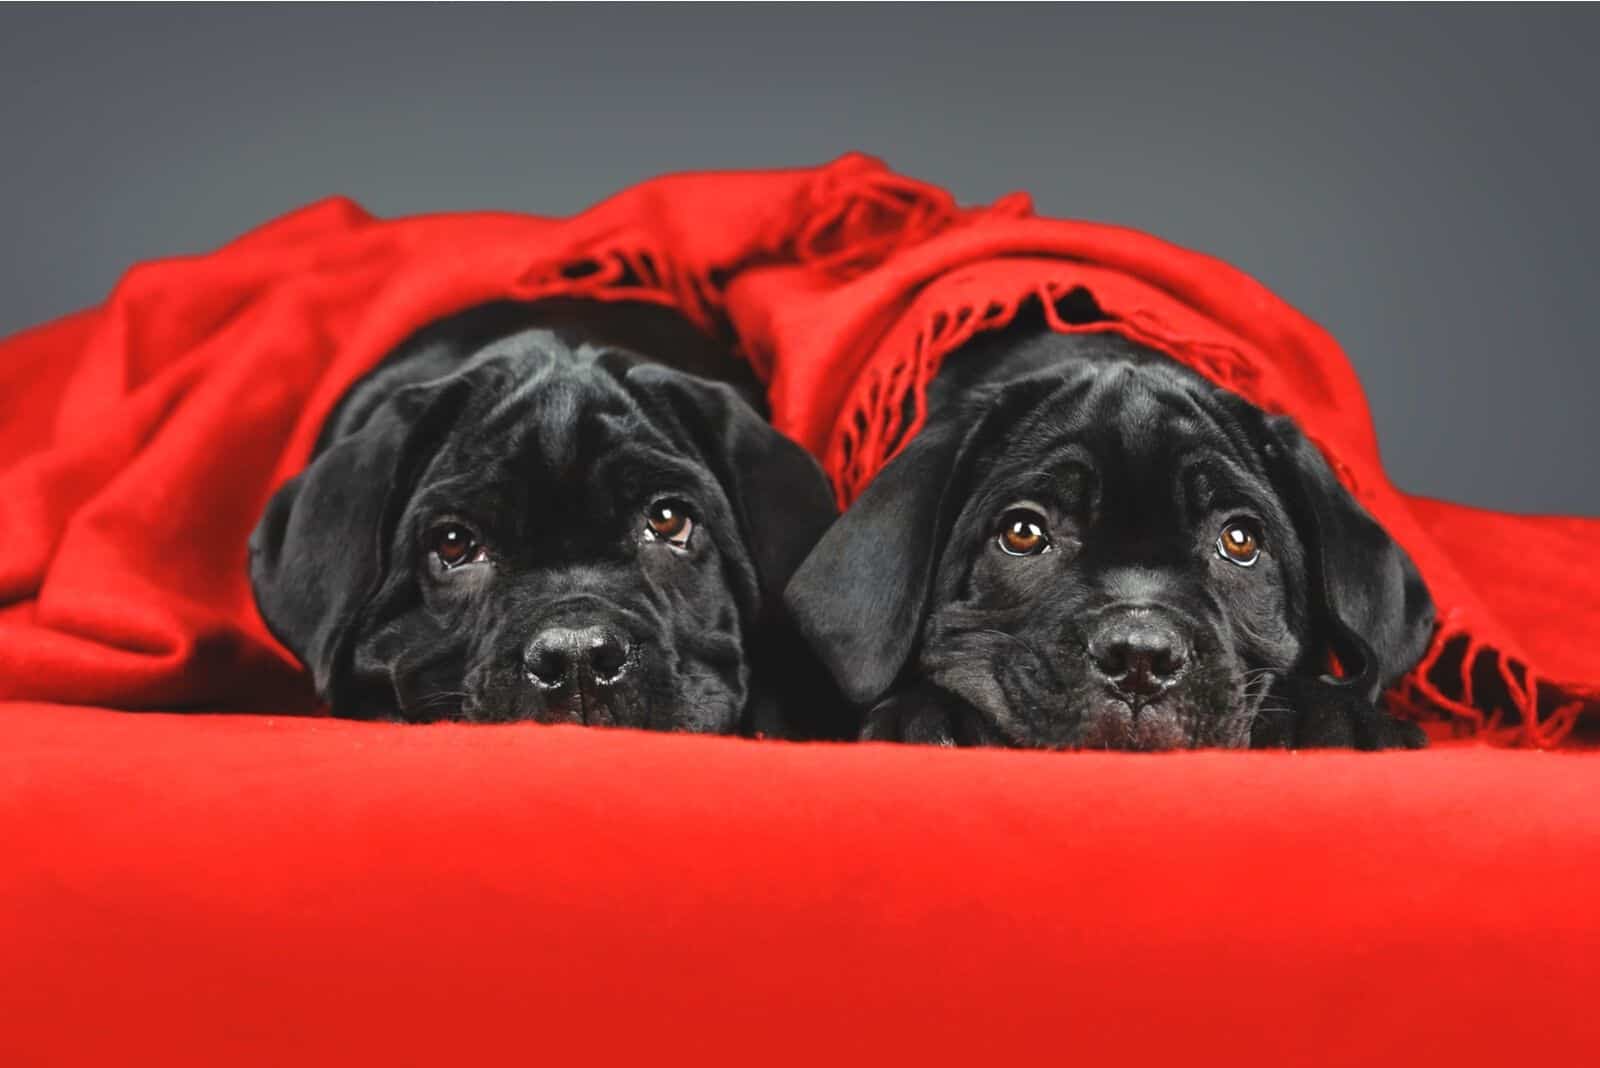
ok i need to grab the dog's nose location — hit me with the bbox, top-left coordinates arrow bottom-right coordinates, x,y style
1089,614 -> 1188,697
524,625 -> 632,690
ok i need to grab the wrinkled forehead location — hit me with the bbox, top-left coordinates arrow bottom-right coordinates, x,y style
417,351 -> 712,511
977,363 -> 1276,514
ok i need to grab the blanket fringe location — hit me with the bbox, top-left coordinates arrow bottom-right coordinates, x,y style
512,237 -> 728,341
830,277 -> 1264,506
1387,612 -> 1587,747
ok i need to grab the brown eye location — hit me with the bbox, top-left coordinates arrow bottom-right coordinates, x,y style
645,499 -> 694,547
1216,519 -> 1261,567
430,523 -> 484,569
997,507 -> 1051,556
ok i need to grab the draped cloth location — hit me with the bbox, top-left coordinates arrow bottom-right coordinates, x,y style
1,154 -> 1595,740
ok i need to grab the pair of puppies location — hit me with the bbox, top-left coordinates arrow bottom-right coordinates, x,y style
251,298 -> 1432,749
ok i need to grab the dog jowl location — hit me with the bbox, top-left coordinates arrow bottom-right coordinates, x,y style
785,323 -> 1434,751
250,300 -> 838,733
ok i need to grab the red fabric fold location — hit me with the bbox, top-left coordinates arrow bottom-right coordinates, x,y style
0,155 -> 1595,741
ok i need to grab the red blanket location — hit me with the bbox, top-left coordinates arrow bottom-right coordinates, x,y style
0,155 -> 1595,739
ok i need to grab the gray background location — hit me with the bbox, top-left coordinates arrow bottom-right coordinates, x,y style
3,5 -> 1594,513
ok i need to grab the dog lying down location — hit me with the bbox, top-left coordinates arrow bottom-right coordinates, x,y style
785,308 -> 1435,751
250,299 -> 842,736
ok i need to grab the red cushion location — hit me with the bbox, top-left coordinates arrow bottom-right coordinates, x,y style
4,701 -> 1596,1065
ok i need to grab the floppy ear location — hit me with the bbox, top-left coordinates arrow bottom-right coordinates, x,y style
783,376 -> 1062,708
1264,415 -> 1435,703
623,364 -> 837,610
782,420 -> 971,707
249,378 -> 468,704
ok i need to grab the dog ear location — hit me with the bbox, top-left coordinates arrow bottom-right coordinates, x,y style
624,364 -> 837,611
249,377 -> 469,705
1264,415 -> 1435,702
781,420 -> 970,707
783,376 -> 1061,708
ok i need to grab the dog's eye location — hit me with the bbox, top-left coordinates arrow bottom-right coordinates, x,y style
429,523 -> 488,569
997,507 -> 1051,556
645,499 -> 694,547
1216,519 -> 1262,567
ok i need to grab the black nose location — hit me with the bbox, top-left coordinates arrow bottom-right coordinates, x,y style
524,625 -> 631,690
1089,613 -> 1189,697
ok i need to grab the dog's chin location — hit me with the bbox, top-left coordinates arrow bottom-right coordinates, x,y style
521,691 -> 630,728
436,665 -> 744,732
1069,697 -> 1195,751
1061,688 -> 1260,751
936,661 -> 1241,752
455,684 -> 647,727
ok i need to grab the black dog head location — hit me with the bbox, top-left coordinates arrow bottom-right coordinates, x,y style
251,312 -> 835,731
786,346 -> 1434,750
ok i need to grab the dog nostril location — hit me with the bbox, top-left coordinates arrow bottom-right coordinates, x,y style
587,631 -> 629,683
525,634 -> 575,689
1148,644 -> 1183,679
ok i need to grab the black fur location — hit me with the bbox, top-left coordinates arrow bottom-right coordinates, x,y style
786,311 -> 1433,750
251,299 -> 842,736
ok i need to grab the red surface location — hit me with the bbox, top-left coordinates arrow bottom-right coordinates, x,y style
3,702 -> 1598,1066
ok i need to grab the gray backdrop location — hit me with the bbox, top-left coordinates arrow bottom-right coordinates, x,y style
3,5 -> 1594,513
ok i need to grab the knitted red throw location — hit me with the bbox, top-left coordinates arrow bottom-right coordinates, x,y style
1,155 -> 1594,741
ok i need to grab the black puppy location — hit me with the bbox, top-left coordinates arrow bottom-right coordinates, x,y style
785,304 -> 1434,750
251,299 -> 839,734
